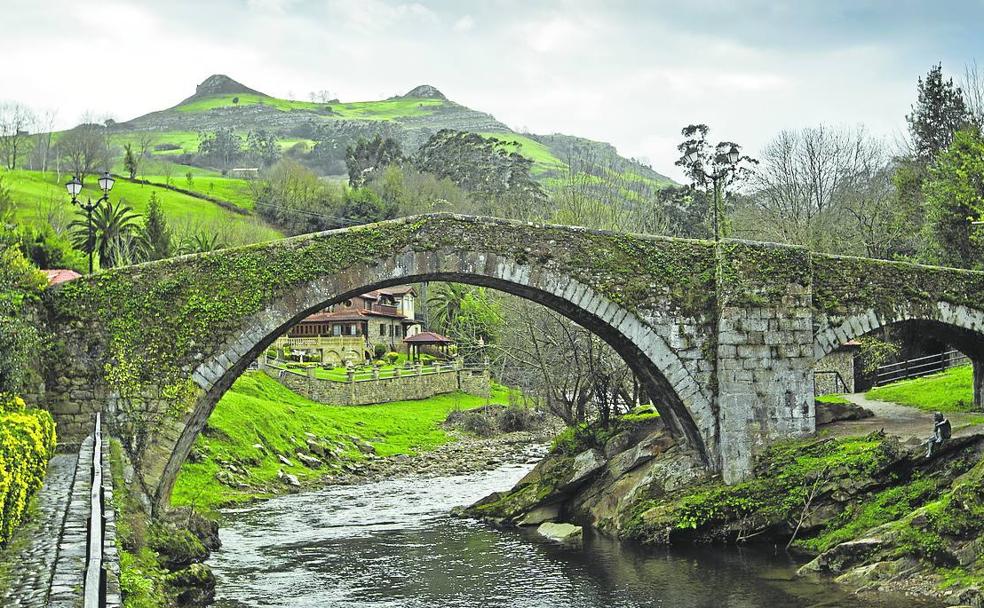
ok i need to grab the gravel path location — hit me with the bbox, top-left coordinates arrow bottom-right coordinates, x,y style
826,393 -> 984,442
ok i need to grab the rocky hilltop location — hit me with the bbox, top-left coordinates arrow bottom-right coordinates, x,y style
178,74 -> 269,105
110,74 -> 674,184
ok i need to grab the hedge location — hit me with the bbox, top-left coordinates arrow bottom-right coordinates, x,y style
0,395 -> 56,545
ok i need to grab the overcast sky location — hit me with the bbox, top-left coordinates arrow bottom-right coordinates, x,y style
2,0 -> 981,180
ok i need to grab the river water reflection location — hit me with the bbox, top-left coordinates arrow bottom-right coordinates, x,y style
210,454 -> 936,608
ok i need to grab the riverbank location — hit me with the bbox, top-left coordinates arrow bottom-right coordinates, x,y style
462,408 -> 984,607
171,371 -> 544,513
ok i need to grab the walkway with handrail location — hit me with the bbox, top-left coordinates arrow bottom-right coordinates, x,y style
0,415 -> 120,608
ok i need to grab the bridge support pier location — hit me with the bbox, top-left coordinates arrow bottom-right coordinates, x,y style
715,242 -> 816,483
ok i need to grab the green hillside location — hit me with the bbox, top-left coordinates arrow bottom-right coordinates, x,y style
2,168 -> 280,244
104,74 -> 673,184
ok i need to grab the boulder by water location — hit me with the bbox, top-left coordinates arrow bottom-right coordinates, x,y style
536,522 -> 583,545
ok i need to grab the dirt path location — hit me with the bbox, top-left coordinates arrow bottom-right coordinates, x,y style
825,393 -> 984,443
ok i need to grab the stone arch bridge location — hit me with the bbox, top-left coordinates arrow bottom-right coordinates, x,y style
34,214 -> 984,512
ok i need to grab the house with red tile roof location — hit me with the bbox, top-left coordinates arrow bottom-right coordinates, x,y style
274,286 -> 422,365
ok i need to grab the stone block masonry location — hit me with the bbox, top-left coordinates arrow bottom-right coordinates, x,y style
35,214 -> 984,508
266,365 -> 491,406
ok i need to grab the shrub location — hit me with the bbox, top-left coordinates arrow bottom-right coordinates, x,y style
374,343 -> 388,359
0,404 -> 56,544
419,354 -> 436,364
384,352 -> 400,365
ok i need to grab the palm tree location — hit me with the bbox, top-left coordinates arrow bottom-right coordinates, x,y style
70,200 -> 141,269
427,282 -> 470,333
177,230 -> 226,255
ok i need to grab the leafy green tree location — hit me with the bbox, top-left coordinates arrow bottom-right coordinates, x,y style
198,128 -> 243,170
138,193 -> 173,261
252,159 -> 344,235
123,143 -> 138,179
14,225 -> 86,271
907,63 -> 970,162
345,134 -> 403,187
70,200 -> 141,269
923,128 -> 984,268
413,130 -> 547,220
245,129 -> 280,167
338,187 -> 396,225
0,236 -> 46,393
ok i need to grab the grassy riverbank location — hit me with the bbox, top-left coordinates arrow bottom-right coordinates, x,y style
866,364 -> 975,412
171,372 -> 513,512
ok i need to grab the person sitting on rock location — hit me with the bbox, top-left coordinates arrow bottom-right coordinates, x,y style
925,411 -> 951,458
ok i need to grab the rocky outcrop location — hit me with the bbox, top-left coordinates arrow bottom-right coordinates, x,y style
815,400 -> 874,425
180,74 -> 268,104
402,84 -> 447,100
459,420 -> 696,531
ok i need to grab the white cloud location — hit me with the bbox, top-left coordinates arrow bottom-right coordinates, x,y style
453,15 -> 475,32
0,0 -> 975,181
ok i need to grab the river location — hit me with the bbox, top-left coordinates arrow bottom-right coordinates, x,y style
209,446 -> 935,608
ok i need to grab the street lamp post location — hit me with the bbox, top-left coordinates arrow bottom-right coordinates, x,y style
66,172 -> 115,273
683,144 -> 740,242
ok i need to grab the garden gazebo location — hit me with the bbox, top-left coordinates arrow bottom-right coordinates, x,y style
404,331 -> 454,362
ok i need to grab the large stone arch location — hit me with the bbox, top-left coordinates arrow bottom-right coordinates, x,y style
146,248 -> 716,508
815,301 -> 984,404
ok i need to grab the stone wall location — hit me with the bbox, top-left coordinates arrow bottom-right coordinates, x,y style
715,241 -> 816,483
815,349 -> 856,394
265,366 -> 490,406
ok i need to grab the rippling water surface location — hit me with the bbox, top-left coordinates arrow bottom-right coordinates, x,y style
210,450 -> 935,608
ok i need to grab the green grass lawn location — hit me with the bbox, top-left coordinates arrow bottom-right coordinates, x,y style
1,169 -> 280,242
816,393 -> 851,405
170,371 -> 512,512
866,365 -> 975,413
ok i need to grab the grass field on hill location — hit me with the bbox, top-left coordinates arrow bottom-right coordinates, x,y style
174,93 -> 445,121
170,371 -> 512,511
2,169 -> 280,242
866,365 -> 975,412
479,132 -> 567,176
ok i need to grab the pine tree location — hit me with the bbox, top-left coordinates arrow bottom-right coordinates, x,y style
907,63 -> 970,162
139,193 -> 172,261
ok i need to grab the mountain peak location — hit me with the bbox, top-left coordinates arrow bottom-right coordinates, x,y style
185,74 -> 268,102
402,84 -> 446,100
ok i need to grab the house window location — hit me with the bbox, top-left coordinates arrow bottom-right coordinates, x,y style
396,326 -> 402,338
332,325 -> 342,337
379,324 -> 386,336
389,325 -> 394,337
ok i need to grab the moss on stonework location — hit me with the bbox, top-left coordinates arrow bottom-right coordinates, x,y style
812,253 -> 984,319
717,240 -> 811,308
44,215 -> 719,417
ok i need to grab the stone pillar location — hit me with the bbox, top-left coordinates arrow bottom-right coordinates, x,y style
715,241 -> 816,483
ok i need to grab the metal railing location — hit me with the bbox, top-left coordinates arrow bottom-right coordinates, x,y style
875,349 -> 969,386
814,370 -> 849,395
83,413 -> 103,608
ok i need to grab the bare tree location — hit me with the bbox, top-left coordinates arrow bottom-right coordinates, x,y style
27,108 -> 57,172
0,101 -> 37,169
742,125 -> 888,253
57,120 -> 110,183
492,297 -> 639,426
962,60 -> 984,131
